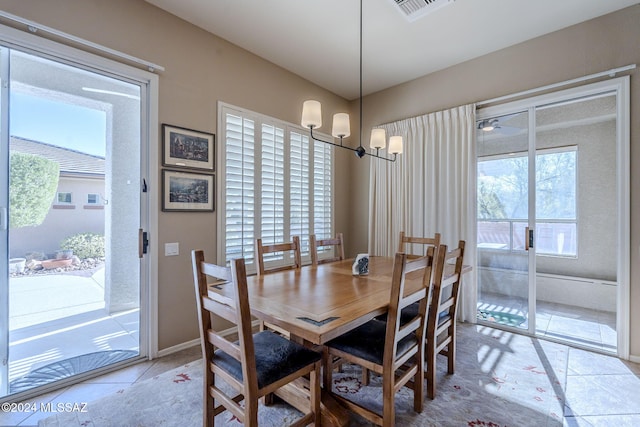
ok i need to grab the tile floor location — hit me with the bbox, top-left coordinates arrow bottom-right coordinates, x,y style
0,345 -> 203,426
478,292 -> 616,353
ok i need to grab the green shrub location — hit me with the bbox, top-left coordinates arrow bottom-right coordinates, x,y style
60,233 -> 105,259
9,152 -> 59,229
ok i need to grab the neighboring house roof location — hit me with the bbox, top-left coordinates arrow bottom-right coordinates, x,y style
9,136 -> 105,177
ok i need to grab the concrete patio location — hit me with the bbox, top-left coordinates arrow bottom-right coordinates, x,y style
7,269 -> 139,388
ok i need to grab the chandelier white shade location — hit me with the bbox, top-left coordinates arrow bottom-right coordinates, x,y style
301,100 -> 322,129
332,112 -> 351,138
389,135 -> 403,154
370,128 -> 386,149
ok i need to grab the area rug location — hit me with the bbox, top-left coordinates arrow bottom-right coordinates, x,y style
38,359 -> 302,427
40,324 -> 568,426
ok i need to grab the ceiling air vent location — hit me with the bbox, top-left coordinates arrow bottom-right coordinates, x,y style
392,0 -> 455,22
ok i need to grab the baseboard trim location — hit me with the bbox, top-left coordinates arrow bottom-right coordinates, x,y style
156,338 -> 200,358
156,320 -> 261,358
629,354 -> 640,364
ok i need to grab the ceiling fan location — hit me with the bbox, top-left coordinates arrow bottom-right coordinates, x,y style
477,117 -> 522,136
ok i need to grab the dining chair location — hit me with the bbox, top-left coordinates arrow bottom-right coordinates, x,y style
255,235 -> 302,275
191,250 -> 321,427
425,240 -> 465,399
254,236 -> 302,336
309,233 -> 345,266
322,249 -> 435,427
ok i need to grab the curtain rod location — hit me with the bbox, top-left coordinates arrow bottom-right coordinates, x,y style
477,64 -> 636,107
0,10 -> 165,73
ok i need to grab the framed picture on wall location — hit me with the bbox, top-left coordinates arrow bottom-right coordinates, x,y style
162,124 -> 215,171
162,169 -> 215,212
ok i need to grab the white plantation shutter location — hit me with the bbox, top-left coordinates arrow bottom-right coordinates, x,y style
220,104 -> 334,271
290,131 -> 310,256
313,139 -> 333,256
260,123 -> 286,262
224,112 -> 255,263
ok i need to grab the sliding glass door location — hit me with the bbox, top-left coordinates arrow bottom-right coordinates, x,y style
476,79 -> 629,356
476,111 -> 532,331
1,40 -> 151,398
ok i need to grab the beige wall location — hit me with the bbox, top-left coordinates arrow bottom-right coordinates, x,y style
1,1 -> 639,358
355,6 -> 640,357
0,0 -> 351,351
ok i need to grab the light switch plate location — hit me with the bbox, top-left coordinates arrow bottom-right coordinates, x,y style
165,242 -> 179,256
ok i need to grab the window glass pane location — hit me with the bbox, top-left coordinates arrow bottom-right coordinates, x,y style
535,148 -> 577,256
477,154 -> 528,220
536,149 -> 576,220
57,192 -> 71,203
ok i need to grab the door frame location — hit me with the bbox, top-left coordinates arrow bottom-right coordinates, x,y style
0,23 -> 160,398
476,77 -> 630,359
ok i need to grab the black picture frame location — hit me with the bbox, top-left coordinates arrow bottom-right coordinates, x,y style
162,124 -> 215,171
162,169 -> 215,212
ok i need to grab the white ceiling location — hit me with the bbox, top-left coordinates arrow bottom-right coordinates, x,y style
145,0 -> 637,100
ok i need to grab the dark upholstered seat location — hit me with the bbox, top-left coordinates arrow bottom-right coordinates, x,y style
399,303 -> 448,327
324,320 -> 418,366
214,330 -> 321,389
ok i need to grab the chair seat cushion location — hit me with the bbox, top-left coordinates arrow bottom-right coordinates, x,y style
399,302 -> 448,326
213,331 -> 321,389
326,319 -> 418,365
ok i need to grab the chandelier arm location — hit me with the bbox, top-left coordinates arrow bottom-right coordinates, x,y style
309,128 -> 396,162
364,151 -> 397,162
309,127 -> 354,151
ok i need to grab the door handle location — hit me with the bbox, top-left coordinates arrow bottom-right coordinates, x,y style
138,229 -> 149,258
525,227 -> 534,251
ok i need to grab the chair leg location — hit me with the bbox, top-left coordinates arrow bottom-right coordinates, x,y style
262,393 -> 274,406
322,347 -> 333,393
311,361 -> 321,427
447,325 -> 456,374
382,372 -> 395,427
414,353 -> 424,413
205,371 -> 215,427
361,367 -> 370,386
244,393 -> 259,426
426,342 -> 436,399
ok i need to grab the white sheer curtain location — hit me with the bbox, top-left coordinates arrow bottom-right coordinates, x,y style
368,104 -> 477,322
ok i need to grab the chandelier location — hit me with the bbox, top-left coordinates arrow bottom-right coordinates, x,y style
300,0 -> 403,162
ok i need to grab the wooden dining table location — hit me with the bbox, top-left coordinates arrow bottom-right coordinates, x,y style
208,256 -> 415,345
207,255 -> 471,426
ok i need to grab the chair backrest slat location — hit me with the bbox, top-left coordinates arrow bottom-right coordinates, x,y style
310,233 -> 345,265
397,231 -> 441,257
